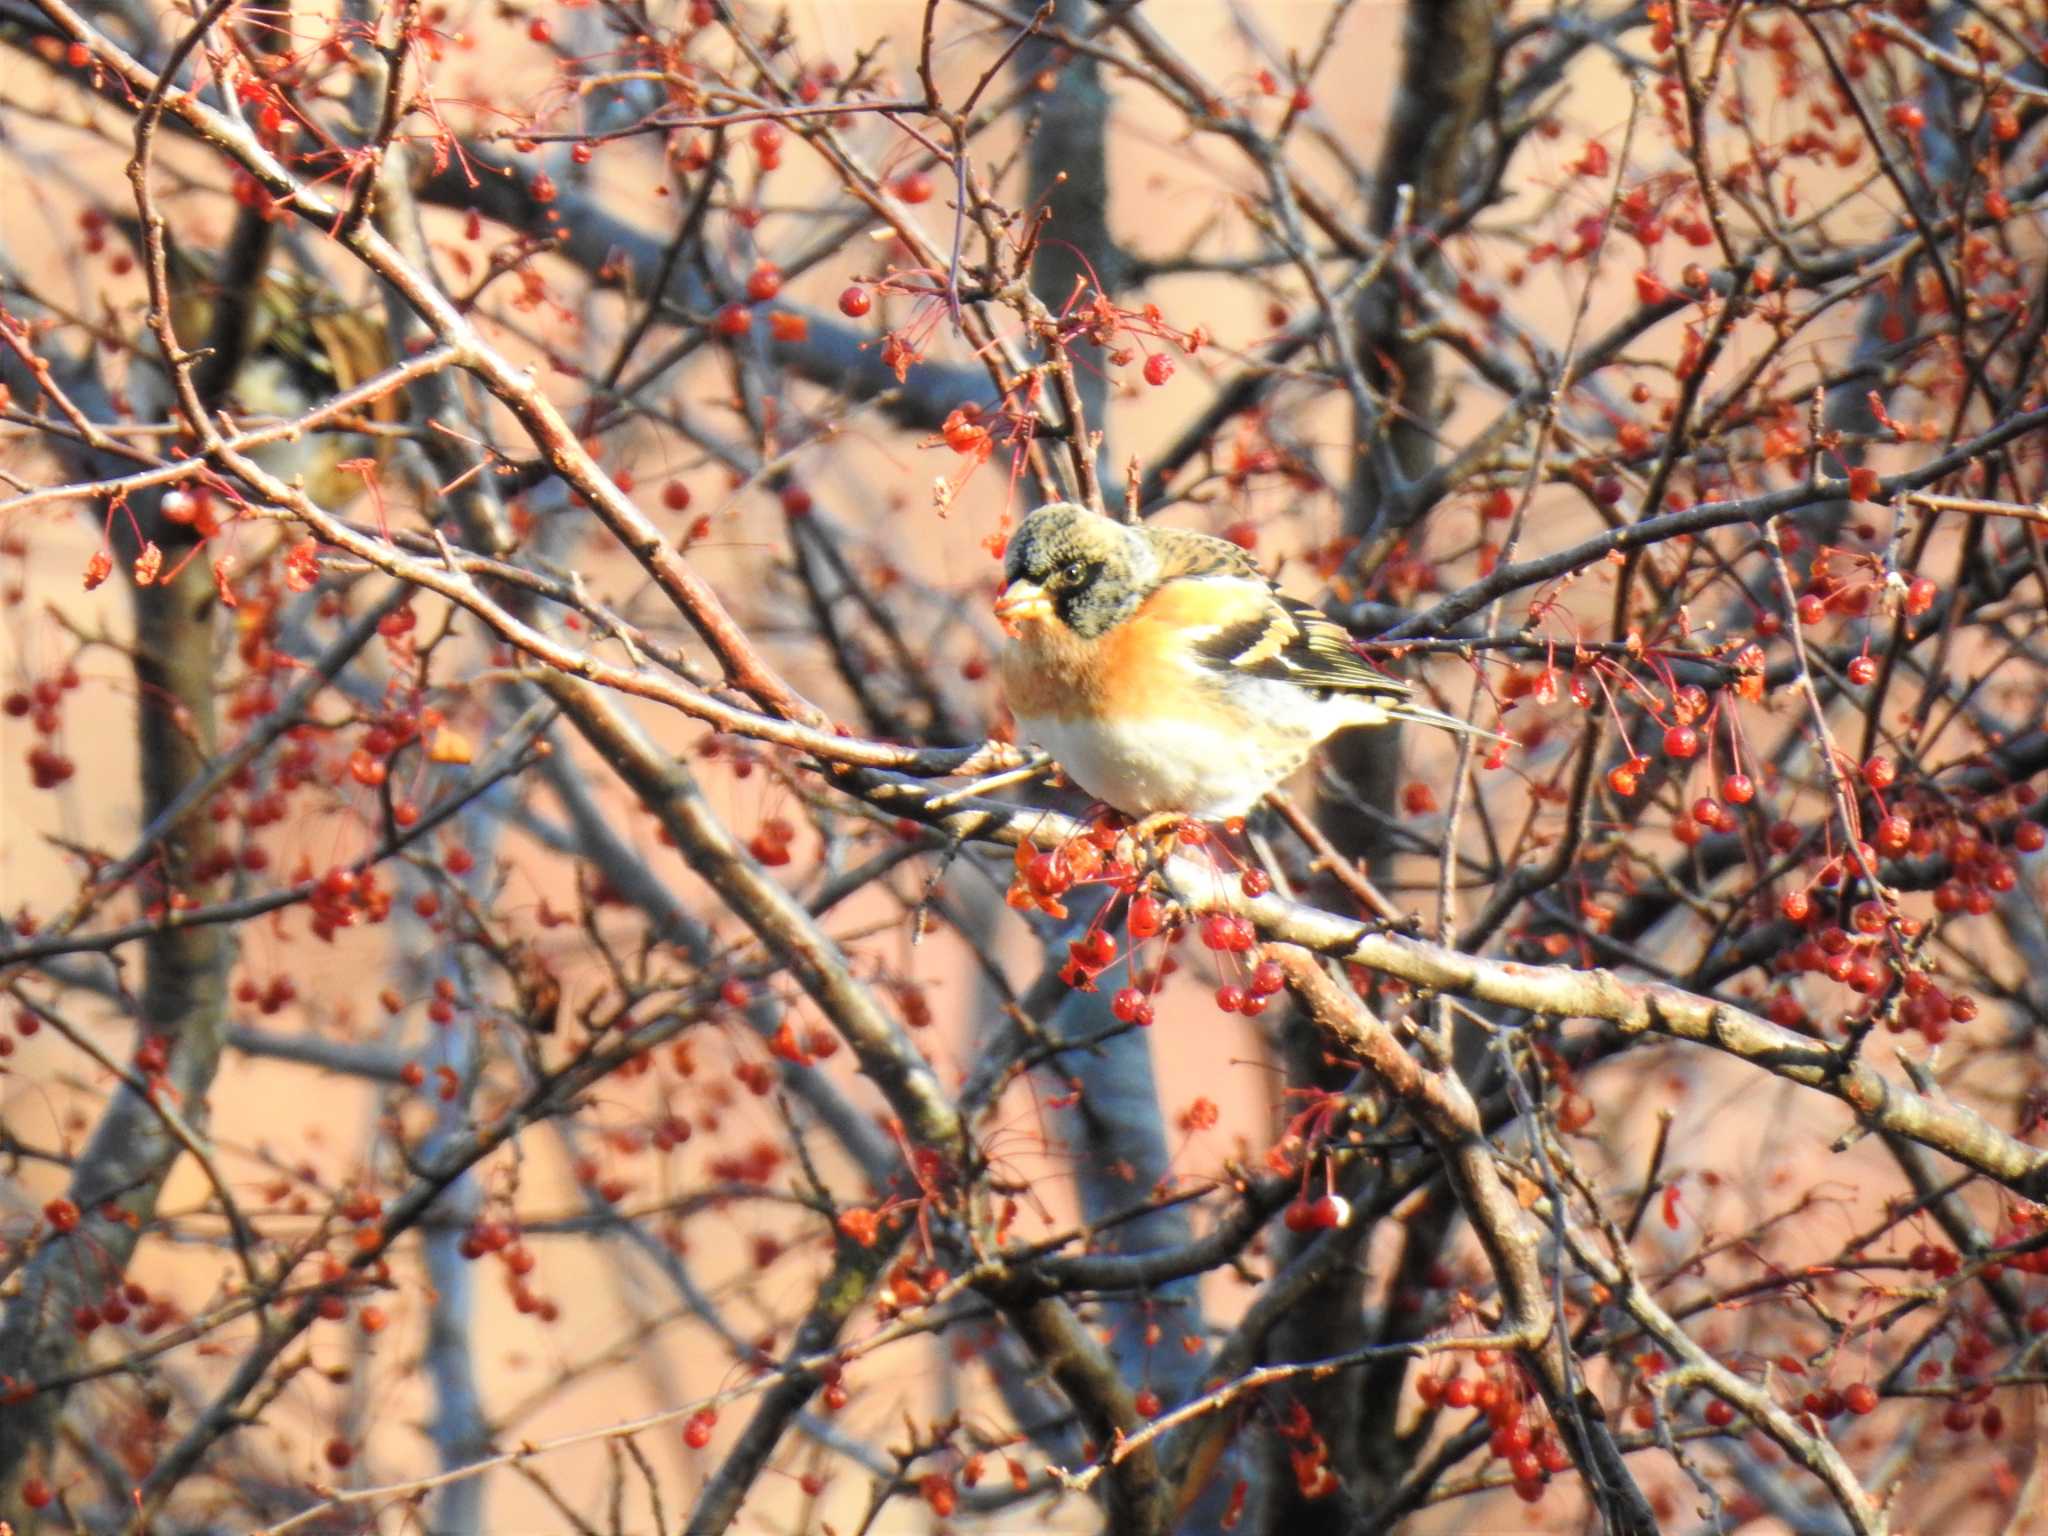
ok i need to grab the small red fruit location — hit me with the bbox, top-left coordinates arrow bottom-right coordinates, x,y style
838,286 -> 872,317
1128,893 -> 1161,940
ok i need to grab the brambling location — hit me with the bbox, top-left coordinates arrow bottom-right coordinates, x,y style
994,502 -> 1505,821
131,226 -> 404,508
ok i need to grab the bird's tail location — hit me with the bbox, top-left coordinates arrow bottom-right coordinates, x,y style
1385,700 -> 1518,746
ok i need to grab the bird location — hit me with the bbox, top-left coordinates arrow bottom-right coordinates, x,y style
124,221 -> 404,510
993,502 -> 1507,821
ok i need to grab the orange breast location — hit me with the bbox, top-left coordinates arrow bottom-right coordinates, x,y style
999,600 -> 1206,724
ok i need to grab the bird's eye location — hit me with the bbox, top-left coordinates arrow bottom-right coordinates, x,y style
1056,559 -> 1090,589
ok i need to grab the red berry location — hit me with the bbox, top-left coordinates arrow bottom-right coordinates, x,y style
1704,1398 -> 1735,1428
1663,724 -> 1699,759
1128,893 -> 1161,940
1721,772 -> 1754,804
1143,353 -> 1174,386
1847,655 -> 1878,686
1072,929 -> 1117,969
713,303 -> 752,337
683,1408 -> 717,1448
1844,1382 -> 1878,1415
838,286 -> 872,318
745,263 -> 782,302
894,171 -> 933,203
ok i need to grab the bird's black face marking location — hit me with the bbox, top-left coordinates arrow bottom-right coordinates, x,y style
1003,504 -> 1149,639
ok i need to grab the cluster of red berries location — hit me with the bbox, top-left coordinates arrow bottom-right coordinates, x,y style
1272,1398 -> 1341,1499
304,864 -> 393,940
1281,1191 -> 1352,1232
451,1216 -> 560,1323
72,1278 -> 173,1339
1416,1359 -> 1570,1502
747,814 -> 800,867
7,670 -> 81,789
1006,824 -> 1133,921
233,973 -> 299,1015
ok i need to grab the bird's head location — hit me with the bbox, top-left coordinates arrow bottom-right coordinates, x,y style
994,503 -> 1156,640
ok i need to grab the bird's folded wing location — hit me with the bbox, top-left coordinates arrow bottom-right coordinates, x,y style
1172,578 -> 1414,698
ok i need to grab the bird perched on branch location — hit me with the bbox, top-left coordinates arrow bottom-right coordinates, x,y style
994,502 -> 1507,821
126,221 -> 404,510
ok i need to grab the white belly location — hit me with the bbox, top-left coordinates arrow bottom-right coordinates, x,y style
1015,708 -> 1313,819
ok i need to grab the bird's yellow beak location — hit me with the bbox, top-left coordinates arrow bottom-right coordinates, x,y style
994,579 -> 1052,633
